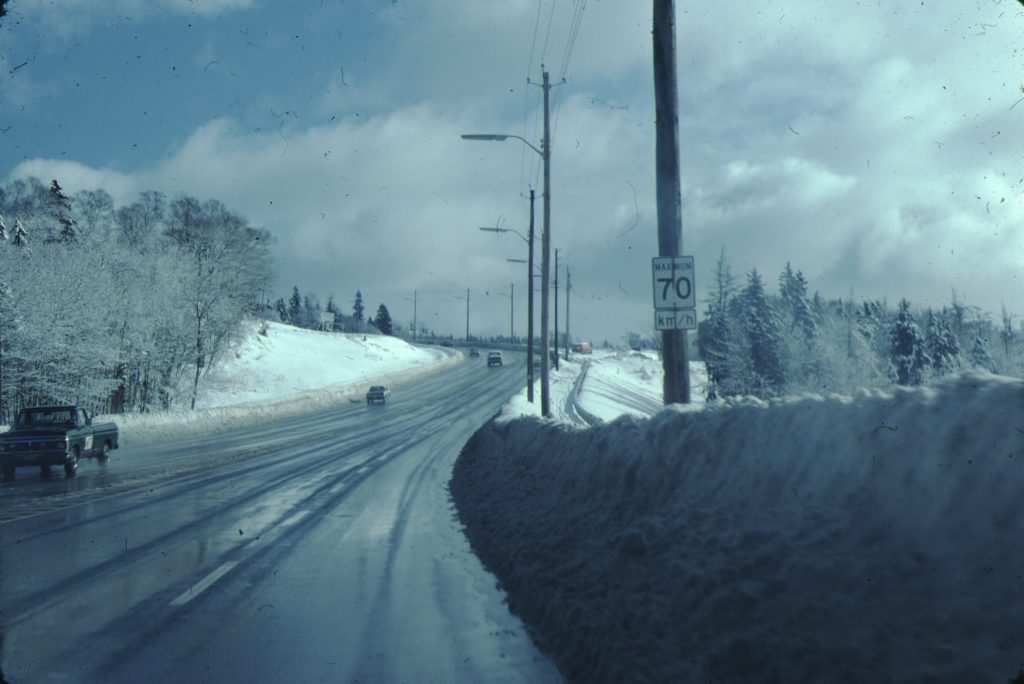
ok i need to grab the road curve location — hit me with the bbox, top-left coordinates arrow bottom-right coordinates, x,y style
0,352 -> 562,683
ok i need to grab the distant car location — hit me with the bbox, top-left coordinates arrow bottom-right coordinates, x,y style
366,385 -> 390,405
441,340 -> 454,348
469,347 -> 480,357
487,351 -> 503,367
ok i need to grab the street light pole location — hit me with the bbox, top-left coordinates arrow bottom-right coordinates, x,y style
527,189 -> 536,403
476,193 -> 537,403
510,282 -> 514,340
461,66 -> 554,416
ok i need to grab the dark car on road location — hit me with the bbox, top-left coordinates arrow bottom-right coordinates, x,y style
1,405 -> 119,480
487,351 -> 503,367
366,385 -> 390,405
469,347 -> 480,357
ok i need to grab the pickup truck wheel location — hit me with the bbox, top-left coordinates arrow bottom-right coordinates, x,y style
64,448 -> 79,477
98,442 -> 111,465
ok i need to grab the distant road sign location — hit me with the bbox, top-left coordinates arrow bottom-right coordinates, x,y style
655,309 -> 697,331
652,256 -> 695,310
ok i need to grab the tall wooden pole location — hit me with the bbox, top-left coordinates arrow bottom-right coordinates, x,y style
653,0 -> 691,404
540,69 -> 553,417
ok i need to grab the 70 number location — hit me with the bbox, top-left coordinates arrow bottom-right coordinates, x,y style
657,275 -> 691,302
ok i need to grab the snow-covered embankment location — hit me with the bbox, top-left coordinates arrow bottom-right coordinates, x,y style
451,371 -> 1024,682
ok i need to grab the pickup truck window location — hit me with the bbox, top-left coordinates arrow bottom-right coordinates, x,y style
16,409 -> 75,427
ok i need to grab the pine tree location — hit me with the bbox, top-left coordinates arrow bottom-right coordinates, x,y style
49,179 -> 79,243
778,263 -> 816,340
353,290 -> 365,325
11,217 -> 29,248
968,336 -> 996,372
303,294 -> 320,329
888,299 -> 927,385
742,269 -> 786,395
287,286 -> 302,326
374,303 -> 393,335
925,308 -> 961,376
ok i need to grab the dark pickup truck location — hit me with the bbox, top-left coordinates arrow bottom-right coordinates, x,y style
1,406 -> 119,480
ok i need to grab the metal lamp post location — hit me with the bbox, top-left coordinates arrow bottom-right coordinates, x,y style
462,81 -> 553,418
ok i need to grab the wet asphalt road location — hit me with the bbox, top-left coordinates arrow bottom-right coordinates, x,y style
0,353 -> 562,683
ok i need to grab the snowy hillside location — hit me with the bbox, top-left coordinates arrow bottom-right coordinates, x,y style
452,372 -> 1024,682
108,321 -> 456,444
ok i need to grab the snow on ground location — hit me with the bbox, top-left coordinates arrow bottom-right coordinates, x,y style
500,349 -> 705,425
451,371 -> 1024,683
106,321 -> 457,445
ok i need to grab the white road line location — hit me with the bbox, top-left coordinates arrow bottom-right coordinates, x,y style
170,560 -> 239,607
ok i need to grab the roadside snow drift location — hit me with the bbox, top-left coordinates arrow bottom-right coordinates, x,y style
450,371 -> 1024,683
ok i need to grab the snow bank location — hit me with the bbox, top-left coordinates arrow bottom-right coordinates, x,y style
451,371 -> 1024,682
103,321 -> 457,445
577,350 -> 707,421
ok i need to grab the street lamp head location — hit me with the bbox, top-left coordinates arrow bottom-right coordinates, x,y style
506,258 -> 527,263
461,134 -> 509,141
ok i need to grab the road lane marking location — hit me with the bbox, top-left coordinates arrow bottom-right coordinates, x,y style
170,560 -> 239,607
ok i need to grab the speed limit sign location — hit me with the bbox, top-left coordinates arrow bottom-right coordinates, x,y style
651,256 -> 695,310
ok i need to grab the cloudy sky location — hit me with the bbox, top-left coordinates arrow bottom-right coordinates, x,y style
1,0 -> 1022,343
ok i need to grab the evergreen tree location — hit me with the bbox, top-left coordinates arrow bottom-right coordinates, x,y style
888,299 -> 927,385
742,269 -> 786,395
49,179 -> 78,243
778,263 -> 816,340
303,294 -> 321,328
1000,303 -> 1015,370
374,303 -> 393,335
274,298 -> 287,323
925,308 -> 961,376
11,217 -> 29,248
968,335 -> 996,372
288,286 -> 303,326
353,290 -> 365,325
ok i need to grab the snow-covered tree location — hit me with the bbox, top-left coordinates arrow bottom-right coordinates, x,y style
968,335 -> 996,372
73,188 -> 115,243
11,218 -> 29,249
888,299 -> 927,385
0,213 -> 8,243
48,179 -> 78,243
742,269 -> 786,395
778,262 -> 816,340
924,308 -> 961,377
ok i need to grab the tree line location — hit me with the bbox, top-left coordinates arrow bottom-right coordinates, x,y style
269,286 -> 393,336
0,176 -> 272,420
697,249 -> 1008,400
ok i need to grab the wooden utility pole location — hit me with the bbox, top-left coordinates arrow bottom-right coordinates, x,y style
653,0 -> 690,404
540,69 -> 553,416
565,267 -> 571,360
553,248 -> 559,371
655,1 -> 688,405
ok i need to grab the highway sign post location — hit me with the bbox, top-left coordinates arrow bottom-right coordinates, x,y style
652,256 -> 696,331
